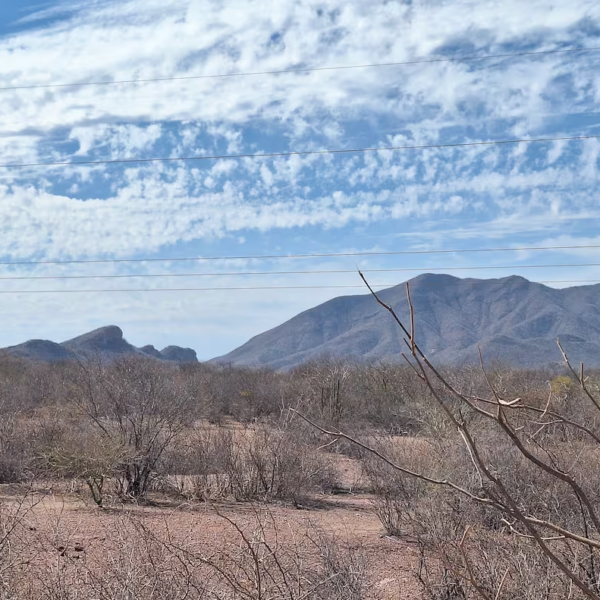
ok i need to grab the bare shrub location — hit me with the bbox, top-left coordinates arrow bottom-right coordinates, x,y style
362,436 -> 440,537
160,422 -> 337,505
36,424 -> 128,507
7,511 -> 209,600
0,488 -> 44,597
0,412 -> 31,483
142,507 -> 371,600
67,355 -> 195,500
187,363 -> 285,423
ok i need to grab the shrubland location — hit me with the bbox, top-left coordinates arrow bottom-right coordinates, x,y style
0,310 -> 598,599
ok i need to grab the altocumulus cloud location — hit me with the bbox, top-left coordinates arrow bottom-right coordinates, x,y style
0,0 -> 600,355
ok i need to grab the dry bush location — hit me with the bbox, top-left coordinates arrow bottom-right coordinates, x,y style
290,357 -> 423,432
0,413 -> 32,483
0,403 -> 73,485
362,436 -> 442,537
184,363 -> 286,423
7,510 -> 209,600
149,507 -> 370,600
35,424 -> 129,507
410,487 -> 599,600
67,355 -> 196,500
160,421 -> 338,505
12,355 -> 201,504
355,385 -> 600,600
220,425 -> 337,504
0,489 -> 44,597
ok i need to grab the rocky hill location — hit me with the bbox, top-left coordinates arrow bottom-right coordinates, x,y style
212,274 -> 600,369
1,326 -> 198,364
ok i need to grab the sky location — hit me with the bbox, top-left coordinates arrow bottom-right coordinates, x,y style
1,0 -> 600,359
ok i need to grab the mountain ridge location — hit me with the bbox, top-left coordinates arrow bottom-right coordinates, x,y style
1,325 -> 198,364
4,275 -> 600,370
211,274 -> 600,369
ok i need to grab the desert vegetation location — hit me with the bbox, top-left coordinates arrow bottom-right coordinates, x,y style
0,293 -> 599,598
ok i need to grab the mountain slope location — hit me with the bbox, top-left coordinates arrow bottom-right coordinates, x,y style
212,274 -> 600,369
2,339 -> 73,362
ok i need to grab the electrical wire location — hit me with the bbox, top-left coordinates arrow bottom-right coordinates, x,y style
1,262 -> 600,280
2,133 -> 598,169
1,244 -> 598,267
0,279 -> 599,294
1,46 -> 598,92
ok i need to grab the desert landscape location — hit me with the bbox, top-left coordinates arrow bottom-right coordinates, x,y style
2,0 -> 600,597
1,312 -> 599,599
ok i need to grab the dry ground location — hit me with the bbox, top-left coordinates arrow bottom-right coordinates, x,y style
0,466 -> 422,599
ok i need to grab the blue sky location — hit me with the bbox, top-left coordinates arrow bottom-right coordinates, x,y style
1,0 -> 600,358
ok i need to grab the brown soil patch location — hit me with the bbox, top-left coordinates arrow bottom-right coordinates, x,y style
4,484 -> 421,599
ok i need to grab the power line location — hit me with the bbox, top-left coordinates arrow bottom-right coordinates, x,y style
2,244 -> 599,267
2,133 -> 599,170
3,284 -> 380,294
1,46 -> 598,92
0,279 -> 599,295
2,262 -> 600,280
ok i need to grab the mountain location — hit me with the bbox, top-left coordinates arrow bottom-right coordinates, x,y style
1,326 -> 198,364
62,325 -> 136,356
211,274 -> 600,370
139,344 -> 163,359
160,346 -> 198,363
3,339 -> 73,362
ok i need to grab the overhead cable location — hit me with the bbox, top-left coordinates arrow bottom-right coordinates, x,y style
1,279 -> 599,294
1,133 -> 599,169
1,46 -> 598,92
1,244 -> 599,267
1,261 -> 600,280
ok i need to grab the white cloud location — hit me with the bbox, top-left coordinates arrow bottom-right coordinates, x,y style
1,136 -> 599,262
1,0 -> 600,355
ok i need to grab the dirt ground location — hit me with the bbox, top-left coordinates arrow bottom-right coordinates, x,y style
1,475 -> 422,599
